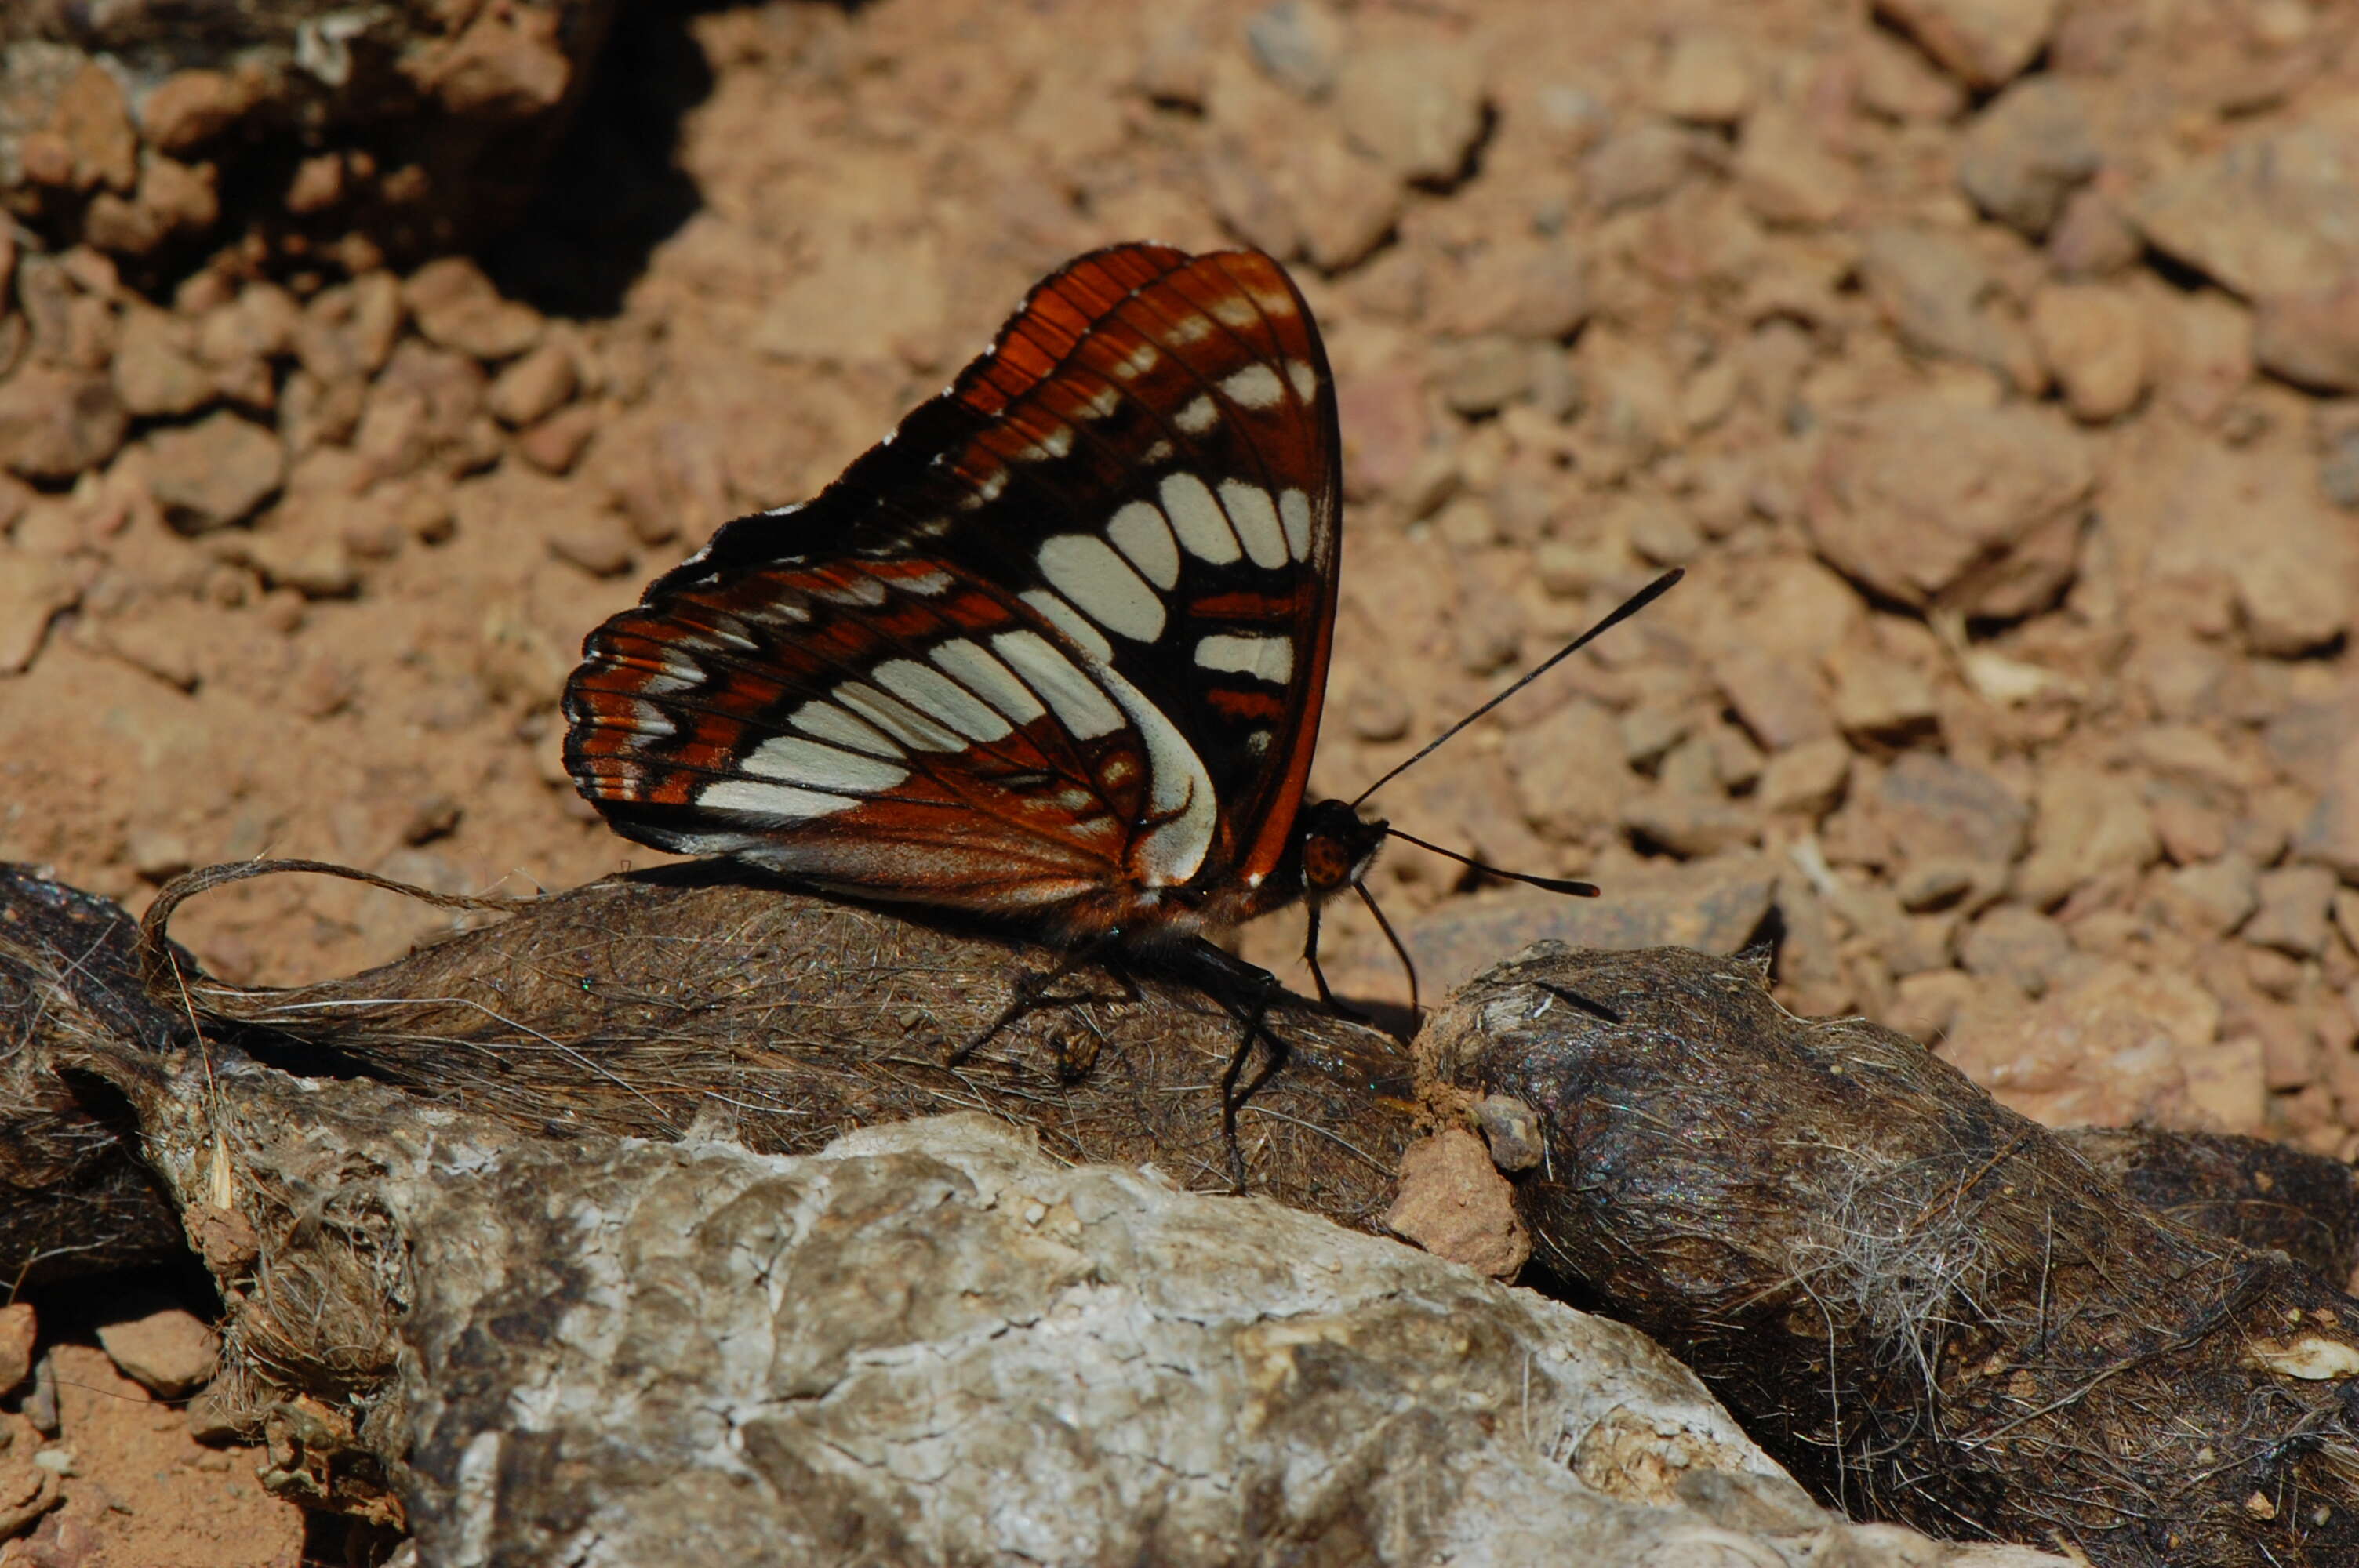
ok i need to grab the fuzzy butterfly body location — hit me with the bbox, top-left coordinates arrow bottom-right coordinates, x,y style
563,243 -> 1384,947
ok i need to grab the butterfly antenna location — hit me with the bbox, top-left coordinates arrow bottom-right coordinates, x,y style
1349,568 -> 1683,809
1354,881 -> 1420,1021
1381,827 -> 1600,898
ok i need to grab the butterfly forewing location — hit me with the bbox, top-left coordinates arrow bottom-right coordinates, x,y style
564,244 -> 1342,938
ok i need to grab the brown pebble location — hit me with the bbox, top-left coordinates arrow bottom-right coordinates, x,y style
1384,1129 -> 1532,1280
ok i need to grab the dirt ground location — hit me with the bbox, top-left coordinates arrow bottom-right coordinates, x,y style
4,0 -> 2359,1559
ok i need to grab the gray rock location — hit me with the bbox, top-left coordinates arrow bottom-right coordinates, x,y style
1874,0 -> 2060,89
121,1057 -> 2064,1568
1245,0 -> 1347,99
1335,44 -> 1485,184
144,410 -> 285,532
1957,78 -> 2100,237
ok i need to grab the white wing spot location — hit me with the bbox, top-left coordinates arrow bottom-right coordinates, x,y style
698,779 -> 860,819
1140,439 -> 1173,464
1161,473 -> 1241,564
1166,314 -> 1213,345
1074,383 -> 1121,420
742,736 -> 909,794
1285,358 -> 1319,401
1174,395 -> 1218,435
929,639 -> 1046,724
897,567 -> 953,596
874,659 -> 1014,742
626,700 -> 674,737
958,468 -> 1010,510
1210,293 -> 1259,328
1112,343 -> 1159,380
1220,363 -> 1284,409
1254,286 -> 1299,318
1020,589 -> 1115,662
1038,534 -> 1165,642
834,681 -> 967,752
1219,480 -> 1288,568
791,700 -> 905,758
991,630 -> 1123,739
809,575 -> 888,608
1014,423 -> 1075,463
1107,500 -> 1180,590
1278,488 -> 1314,561
1196,633 -> 1296,684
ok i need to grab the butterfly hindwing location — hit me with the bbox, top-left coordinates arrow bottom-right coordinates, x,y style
563,244 -> 1342,937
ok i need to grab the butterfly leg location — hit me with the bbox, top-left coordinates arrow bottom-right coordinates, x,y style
949,928 -> 1129,1066
1301,902 -> 1369,1022
1216,976 -> 1285,1192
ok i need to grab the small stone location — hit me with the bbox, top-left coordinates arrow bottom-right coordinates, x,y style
1732,108 -> 1855,228
2151,790 -> 2229,866
0,366 -> 125,479
2135,442 -> 2354,655
1895,857 -> 2005,913
517,403 -> 600,474
1344,680 -> 1409,742
1469,1095 -> 1543,1173
1335,45 -> 1485,184
1441,240 -> 1590,342
1808,396 -> 2091,617
2247,865 -> 2339,959
1958,904 -> 2073,996
1384,1129 -> 1531,1280
1940,960 -> 2227,1131
1583,122 -> 1707,212
285,151 -> 344,214
0,546 -> 78,672
51,62 -> 138,192
144,412 -> 285,532
2161,854 -> 2259,938
2134,125 -> 2359,299
2254,281 -> 2359,394
1714,652 -> 1836,751
111,307 -> 213,417
140,69 -> 259,154
1657,31 -> 1753,125
1622,789 -> 1758,858
489,341 -> 580,427
1888,968 -> 1983,1044
1874,0 -> 2061,90
1292,133 -> 1402,273
1760,736 -> 1851,818
1627,502 -> 1703,567
1956,78 -> 2099,238
1245,0 -> 1347,98
1856,225 -> 2041,390
403,256 -> 543,361
2045,187 -> 2145,278
127,829 -> 195,880
1875,753 -> 2029,866
549,511 -> 634,576
0,1301 -> 32,1395
197,282 -> 299,365
1853,29 -> 1967,122
235,532 -> 358,598
1826,629 -> 1938,739
94,1304 -> 219,1398
2029,283 -> 2147,423
102,618 -> 202,691
2296,737 -> 2359,881
1434,336 -> 1532,416
2016,764 -> 2157,909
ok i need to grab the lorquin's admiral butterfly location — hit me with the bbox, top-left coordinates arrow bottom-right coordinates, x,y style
562,243 -> 1672,1127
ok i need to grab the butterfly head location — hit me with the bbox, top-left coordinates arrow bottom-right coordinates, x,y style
1295,797 -> 1387,903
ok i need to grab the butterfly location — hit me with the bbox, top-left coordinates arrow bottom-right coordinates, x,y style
562,242 -> 1674,1069
564,244 -> 1393,980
